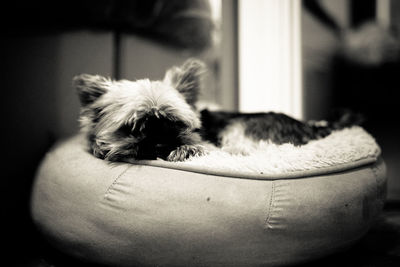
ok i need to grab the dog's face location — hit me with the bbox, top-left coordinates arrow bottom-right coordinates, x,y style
75,59 -> 205,161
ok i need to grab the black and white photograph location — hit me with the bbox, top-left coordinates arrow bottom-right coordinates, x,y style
2,0 -> 400,266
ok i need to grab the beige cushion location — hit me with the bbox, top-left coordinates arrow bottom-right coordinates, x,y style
31,135 -> 386,266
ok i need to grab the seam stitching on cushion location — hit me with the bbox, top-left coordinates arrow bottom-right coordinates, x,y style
104,166 -> 131,199
266,181 -> 276,229
370,163 -> 380,200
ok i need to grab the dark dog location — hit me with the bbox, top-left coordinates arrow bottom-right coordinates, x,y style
199,108 -> 363,148
75,58 -> 363,162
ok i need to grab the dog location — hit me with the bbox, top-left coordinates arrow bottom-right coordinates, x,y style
75,58 -> 363,162
199,108 -> 363,155
74,59 -> 207,162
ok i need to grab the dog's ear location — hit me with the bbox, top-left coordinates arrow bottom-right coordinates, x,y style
73,74 -> 110,106
164,59 -> 206,105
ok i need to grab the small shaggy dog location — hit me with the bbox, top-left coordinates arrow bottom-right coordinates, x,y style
75,59 -> 362,162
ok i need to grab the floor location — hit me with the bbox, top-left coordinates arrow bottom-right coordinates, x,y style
302,202 -> 400,267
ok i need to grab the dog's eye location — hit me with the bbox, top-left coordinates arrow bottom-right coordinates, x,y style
117,124 -> 134,136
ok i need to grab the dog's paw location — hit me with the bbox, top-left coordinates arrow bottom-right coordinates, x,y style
167,144 -> 206,162
91,142 -> 107,159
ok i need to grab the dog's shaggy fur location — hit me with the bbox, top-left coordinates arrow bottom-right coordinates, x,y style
75,59 -> 363,162
199,108 -> 363,154
75,59 -> 206,162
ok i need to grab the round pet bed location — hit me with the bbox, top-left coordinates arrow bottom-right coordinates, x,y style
31,127 -> 387,267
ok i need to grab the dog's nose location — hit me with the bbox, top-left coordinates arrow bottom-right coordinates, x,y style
154,143 -> 174,159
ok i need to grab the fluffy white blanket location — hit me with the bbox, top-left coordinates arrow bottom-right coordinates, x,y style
141,126 -> 381,179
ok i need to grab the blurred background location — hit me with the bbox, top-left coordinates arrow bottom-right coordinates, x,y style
1,0 -> 400,266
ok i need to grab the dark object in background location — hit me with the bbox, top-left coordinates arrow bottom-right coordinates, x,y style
303,0 -> 377,34
331,56 -> 400,132
304,0 -> 400,131
350,0 -> 376,28
2,0 -> 213,51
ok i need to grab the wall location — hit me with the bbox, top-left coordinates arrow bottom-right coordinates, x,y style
1,31 -> 111,263
118,34 -> 217,104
